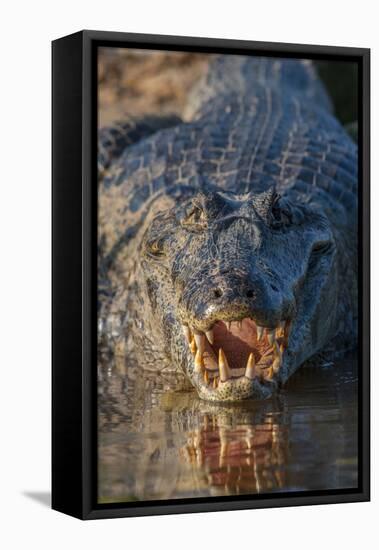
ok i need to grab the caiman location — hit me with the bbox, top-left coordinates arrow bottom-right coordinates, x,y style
98,55 -> 357,402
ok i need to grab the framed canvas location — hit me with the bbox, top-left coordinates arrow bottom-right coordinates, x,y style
52,30 -> 370,519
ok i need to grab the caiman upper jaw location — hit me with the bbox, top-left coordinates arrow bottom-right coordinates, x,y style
181,317 -> 292,401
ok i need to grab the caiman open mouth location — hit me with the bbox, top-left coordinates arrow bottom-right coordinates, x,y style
182,318 -> 292,401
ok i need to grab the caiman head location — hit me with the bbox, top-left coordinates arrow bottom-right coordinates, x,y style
140,188 -> 337,401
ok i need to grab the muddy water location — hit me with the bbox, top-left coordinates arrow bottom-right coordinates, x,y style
97,352 -> 358,503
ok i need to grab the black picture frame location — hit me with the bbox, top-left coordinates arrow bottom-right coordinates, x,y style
52,30 -> 370,520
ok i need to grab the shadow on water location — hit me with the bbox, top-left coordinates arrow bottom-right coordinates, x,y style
98,351 -> 358,503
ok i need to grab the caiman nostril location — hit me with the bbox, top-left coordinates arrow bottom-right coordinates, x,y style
213,288 -> 223,299
246,289 -> 255,298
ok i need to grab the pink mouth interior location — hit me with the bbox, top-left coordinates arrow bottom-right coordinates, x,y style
203,319 -> 270,372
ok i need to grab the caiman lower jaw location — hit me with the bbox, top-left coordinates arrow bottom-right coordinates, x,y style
182,318 -> 292,402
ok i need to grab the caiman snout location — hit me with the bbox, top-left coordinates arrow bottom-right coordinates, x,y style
181,271 -> 291,332
177,268 -> 295,401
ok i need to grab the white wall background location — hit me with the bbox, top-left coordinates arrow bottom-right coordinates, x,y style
0,1 -> 376,548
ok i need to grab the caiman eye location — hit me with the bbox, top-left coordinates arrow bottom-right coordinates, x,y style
181,204 -> 207,231
270,194 -> 292,228
312,240 -> 333,254
146,238 -> 165,258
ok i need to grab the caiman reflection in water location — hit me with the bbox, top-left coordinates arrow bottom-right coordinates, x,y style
98,353 -> 358,503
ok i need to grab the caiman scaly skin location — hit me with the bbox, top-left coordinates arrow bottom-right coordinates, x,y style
98,56 -> 357,402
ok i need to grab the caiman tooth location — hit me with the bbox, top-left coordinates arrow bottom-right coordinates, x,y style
203,370 -> 209,384
267,329 -> 275,345
280,343 -> 286,355
205,329 -> 214,345
256,326 -> 264,341
218,348 -> 231,382
275,321 -> 285,338
190,337 -> 197,354
237,320 -> 243,330
213,376 -> 218,389
194,350 -> 204,373
266,365 -> 274,380
194,333 -> 205,354
273,340 -> 280,357
245,352 -> 255,380
182,325 -> 192,343
227,321 -> 232,331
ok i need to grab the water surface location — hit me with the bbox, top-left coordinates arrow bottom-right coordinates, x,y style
98,353 -> 358,503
